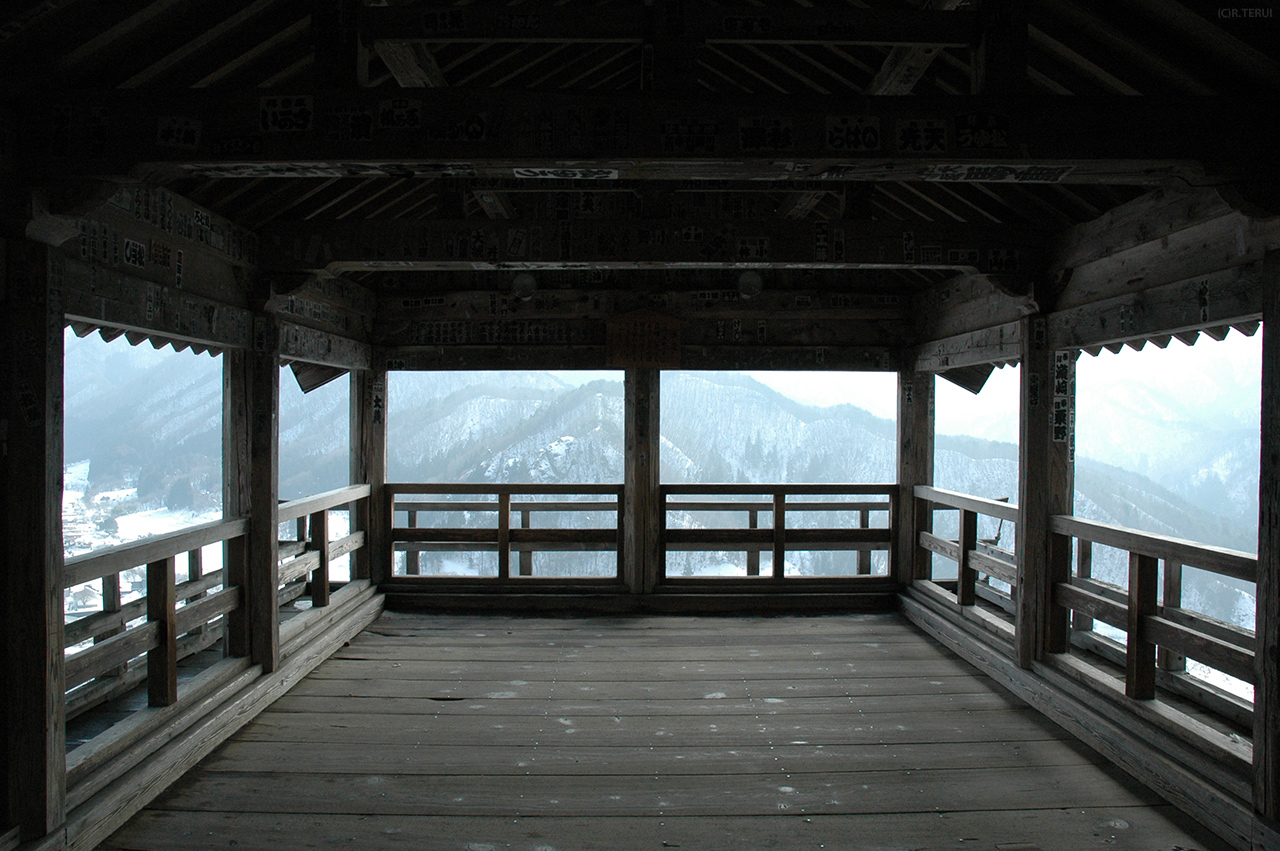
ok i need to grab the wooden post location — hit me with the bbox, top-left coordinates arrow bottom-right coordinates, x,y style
1254,249 -> 1280,826
146,556 -> 178,706
351,367 -> 387,584
957,509 -> 978,607
309,509 -> 330,607
772,492 -> 787,579
623,367 -> 661,593
2,240 -> 67,839
1046,530 -> 1074,653
222,350 -> 252,658
247,317 -> 280,673
1126,552 -> 1158,700
1016,315 -> 1075,668
747,509 -> 760,577
895,369 -> 934,584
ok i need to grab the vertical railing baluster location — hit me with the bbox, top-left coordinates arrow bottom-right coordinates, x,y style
1159,559 -> 1186,672
498,491 -> 511,580
519,506 -> 533,576
147,556 -> 178,707
1127,551 -> 1158,700
957,508 -> 978,607
187,547 -> 205,638
772,492 -> 786,579
747,508 -> 760,576
1072,539 -> 1093,633
225,534 -> 249,658
405,504 -> 420,576
857,508 -> 872,575
310,509 -> 330,607
101,572 -> 126,676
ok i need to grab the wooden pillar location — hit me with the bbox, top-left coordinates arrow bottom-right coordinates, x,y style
222,351 -> 251,658
1016,315 -> 1075,669
2,240 -> 67,839
351,367 -> 387,584
247,318 -> 280,672
624,367 -> 661,593
1255,249 -> 1280,828
895,369 -> 934,585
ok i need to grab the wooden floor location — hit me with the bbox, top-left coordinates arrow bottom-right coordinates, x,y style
101,612 -> 1229,851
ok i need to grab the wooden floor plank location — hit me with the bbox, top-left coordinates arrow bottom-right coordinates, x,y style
100,807 -> 1234,851
101,612 -> 1233,851
304,656 -> 978,682
233,707 -> 1069,747
199,738 -> 1101,776
148,763 -> 1162,816
265,689 -> 1016,717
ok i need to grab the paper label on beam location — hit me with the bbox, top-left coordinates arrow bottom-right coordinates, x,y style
606,309 -> 682,368
918,164 -> 1075,183
514,168 -> 618,180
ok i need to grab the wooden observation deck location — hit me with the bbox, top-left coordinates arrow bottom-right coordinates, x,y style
2,1 -> 1279,849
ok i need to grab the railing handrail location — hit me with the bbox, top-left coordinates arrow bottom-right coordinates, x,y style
278,483 -> 372,523
1050,514 -> 1256,583
394,500 -> 619,513
915,485 -> 1019,522
389,482 -> 623,495
663,483 -> 896,495
64,516 -> 250,588
666,499 -> 891,512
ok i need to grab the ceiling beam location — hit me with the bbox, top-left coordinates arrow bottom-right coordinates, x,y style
259,218 -> 1044,276
373,41 -> 447,87
864,0 -> 965,95
25,91 -> 1268,188
26,182 -> 257,308
360,4 -> 977,47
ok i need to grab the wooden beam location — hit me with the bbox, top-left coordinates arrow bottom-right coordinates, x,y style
262,218 -> 1042,274
1255,249 -> 1280,826
350,368 -> 387,584
2,240 -> 66,839
381,344 -> 898,373
279,320 -> 371,371
895,369 -> 934,584
1049,263 -> 1263,352
24,91 -> 1269,188
27,183 -> 257,307
623,367 -> 661,592
865,0 -> 964,95
916,272 -> 1039,343
362,3 -> 976,46
54,251 -> 253,351
247,317 -> 280,673
915,320 -> 1021,372
970,0 -> 1027,95
1016,316 -> 1074,669
1050,194 -> 1280,313
373,41 -> 447,88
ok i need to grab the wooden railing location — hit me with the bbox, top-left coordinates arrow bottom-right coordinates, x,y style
388,483 -> 624,580
914,486 -> 1018,611
662,484 -> 895,578
62,516 -> 248,718
1049,515 -> 1256,715
277,485 -> 371,608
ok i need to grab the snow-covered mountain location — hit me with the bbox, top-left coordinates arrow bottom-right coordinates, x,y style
63,331 -> 1259,628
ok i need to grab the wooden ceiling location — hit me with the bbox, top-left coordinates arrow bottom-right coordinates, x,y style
4,0 -> 1278,376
